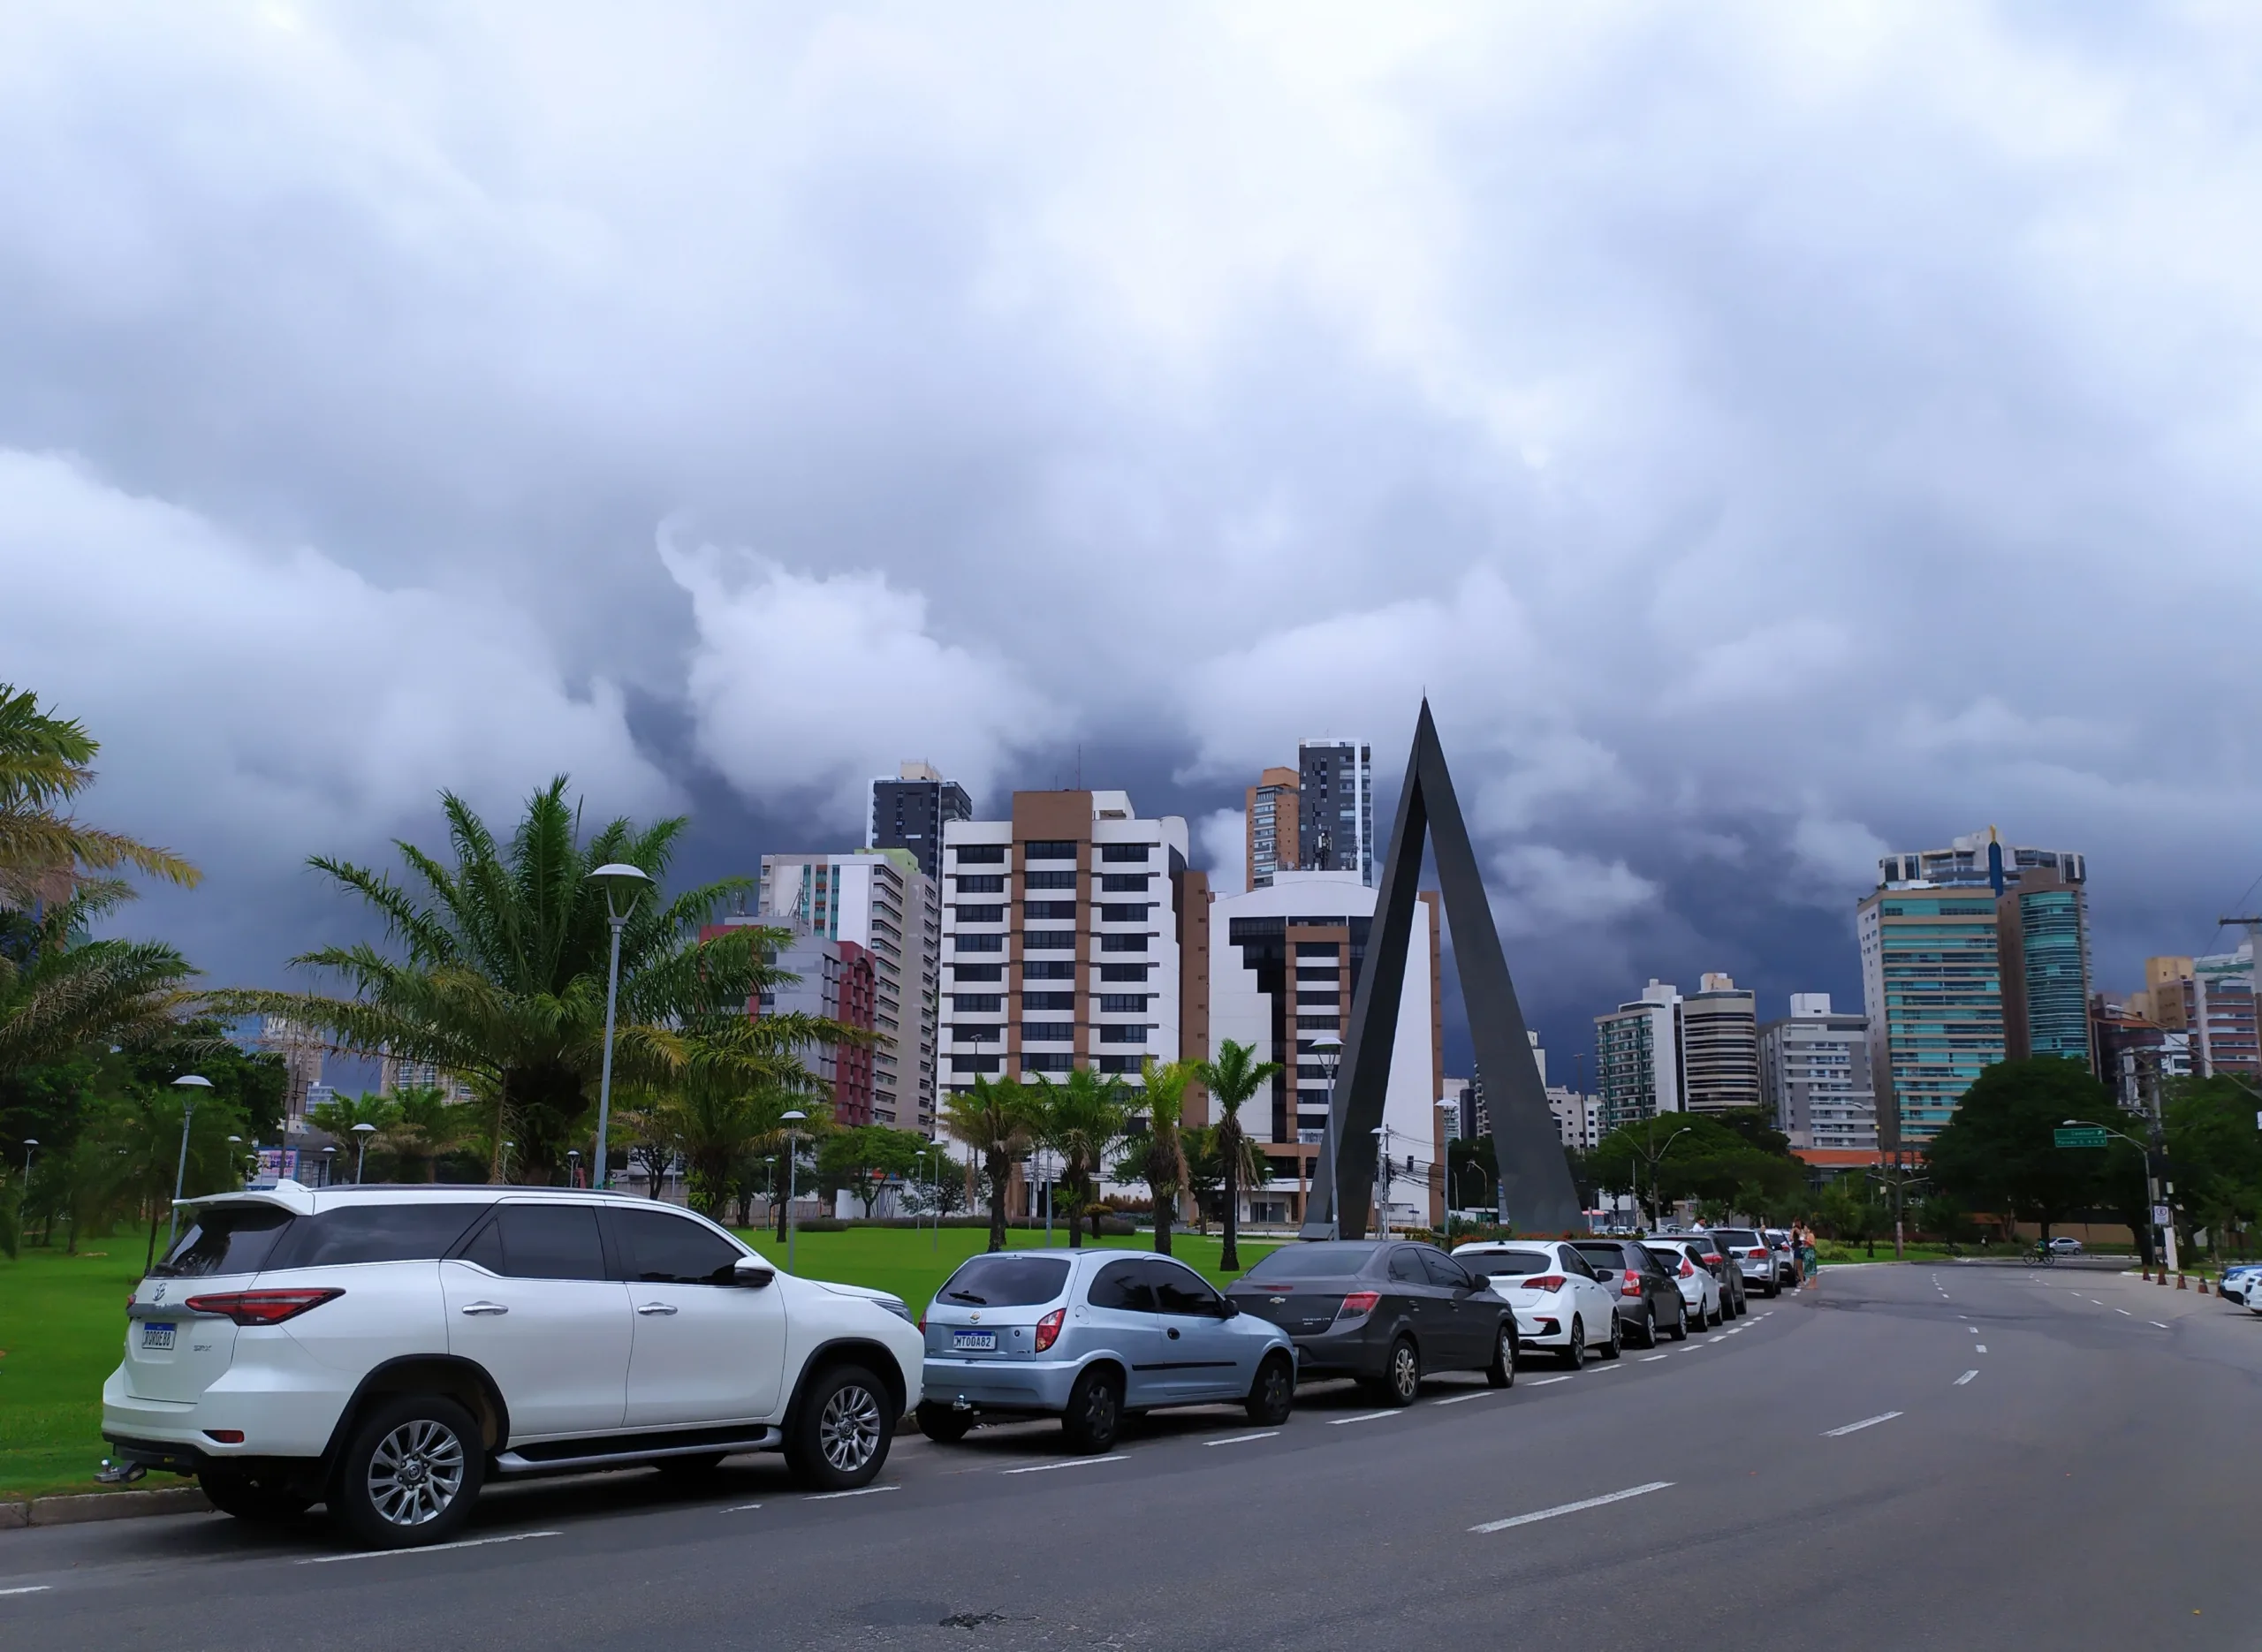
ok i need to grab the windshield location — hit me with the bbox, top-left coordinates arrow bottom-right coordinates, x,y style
936,1254 -> 1072,1307
1243,1242 -> 1378,1280
152,1204 -> 297,1277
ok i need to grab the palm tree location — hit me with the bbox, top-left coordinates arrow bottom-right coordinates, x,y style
1126,1058 -> 1195,1256
213,778 -> 845,1186
1025,1067 -> 1129,1248
649,1080 -> 821,1223
942,1075 -> 1036,1252
0,889 -> 198,1076
1194,1039 -> 1283,1271
0,683 -> 200,912
382,1086 -> 481,1182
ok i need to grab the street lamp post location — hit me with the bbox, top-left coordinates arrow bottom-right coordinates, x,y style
781,1110 -> 807,1272
320,1145 -> 337,1186
2065,1118 -> 2169,1270
587,862 -> 652,1194
1309,1035 -> 1342,1237
1436,1098 -> 1460,1247
167,1076 -> 213,1248
20,1138 -> 34,1181
1633,1124 -> 1692,1232
352,1121 -> 377,1184
567,1148 -> 582,1189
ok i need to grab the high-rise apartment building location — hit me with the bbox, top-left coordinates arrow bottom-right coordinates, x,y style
1298,740 -> 1374,886
1759,993 -> 1876,1150
1681,973 -> 1760,1112
1595,981 -> 1684,1133
937,791 -> 1207,1103
869,761 -> 972,881
1547,1087 -> 1602,1150
1877,831 -> 2085,892
1244,767 -> 1302,890
1997,868 -> 2094,1066
1857,885 -> 2005,1148
709,913 -> 880,1128
759,848 -> 939,1133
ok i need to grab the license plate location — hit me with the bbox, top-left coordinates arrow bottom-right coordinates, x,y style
140,1322 -> 176,1351
950,1330 -> 997,1353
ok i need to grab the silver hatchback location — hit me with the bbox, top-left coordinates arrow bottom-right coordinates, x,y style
918,1250 -> 1298,1453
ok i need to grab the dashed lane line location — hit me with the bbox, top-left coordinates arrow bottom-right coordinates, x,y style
1955,1370 -> 1978,1386
1641,1354 -> 1670,1363
720,1502 -> 765,1513
2151,1321 -> 2170,1330
1470,1481 -> 1674,1534
1205,1431 -> 1279,1446
0,1587 -> 54,1597
1823,1411 -> 1903,1438
1527,1375 -> 1575,1388
300,1531 -> 562,1565
808,1484 -> 903,1499
1431,1391 -> 1499,1406
1001,1457 -> 1126,1475
1974,1345 -> 1988,1353
2116,1308 -> 2132,1316
1329,1411 -> 1403,1426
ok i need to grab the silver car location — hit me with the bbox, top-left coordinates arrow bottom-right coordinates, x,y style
1711,1227 -> 1788,1298
918,1250 -> 1298,1453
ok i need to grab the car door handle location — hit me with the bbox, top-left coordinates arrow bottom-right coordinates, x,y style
459,1302 -> 508,1316
636,1303 -> 679,1316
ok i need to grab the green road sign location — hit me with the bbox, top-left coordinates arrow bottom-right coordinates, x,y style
2053,1126 -> 2110,1148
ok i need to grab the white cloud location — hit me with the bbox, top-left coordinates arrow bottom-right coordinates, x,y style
1198,808 -> 1248,897
1490,844 -> 1660,938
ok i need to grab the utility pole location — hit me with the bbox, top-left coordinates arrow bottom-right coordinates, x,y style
2143,1052 -> 2179,1273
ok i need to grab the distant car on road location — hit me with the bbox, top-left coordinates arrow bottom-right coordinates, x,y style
2047,1236 -> 2085,1255
1710,1227 -> 1788,1299
1226,1239 -> 1517,1405
1453,1239 -> 1622,1367
921,1250 -> 1297,1454
1567,1238 -> 1689,1346
1644,1239 -> 1723,1330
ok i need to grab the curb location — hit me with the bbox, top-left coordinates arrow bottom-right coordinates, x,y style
0,1486 -> 211,1530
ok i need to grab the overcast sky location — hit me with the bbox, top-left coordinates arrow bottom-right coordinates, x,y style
5,4 -> 2260,1075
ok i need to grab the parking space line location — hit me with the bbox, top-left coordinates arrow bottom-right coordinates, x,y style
1641,1354 -> 1669,1363
807,1484 -> 901,1499
719,1502 -> 765,1513
2116,1308 -> 2132,1315
1823,1411 -> 1902,1438
1974,1345 -> 1987,1353
1205,1431 -> 1279,1445
2151,1321 -> 2170,1329
1470,1481 -> 1673,1534
300,1531 -> 562,1564
0,1587 -> 53,1597
1431,1391 -> 1498,1406
1528,1375 -> 1575,1387
1001,1456 -> 1126,1474
1330,1410 -> 1403,1426
1955,1370 -> 1977,1385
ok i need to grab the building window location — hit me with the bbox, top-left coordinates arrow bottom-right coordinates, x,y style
952,1024 -> 1001,1042
1021,992 -> 1076,1012
1099,874 -> 1150,893
1098,994 -> 1151,1012
1023,900 -> 1078,921
955,845 -> 1006,865
1099,963 -> 1151,982
1295,990 -> 1340,1006
1100,934 -> 1150,953
952,995 -> 1003,1012
1097,1055 -> 1142,1073
1021,1022 -> 1075,1043
954,934 -> 1004,953
1023,929 -> 1077,951
951,1054 -> 1002,1072
1025,869 -> 1077,890
1023,959 -> 1077,981
1022,840 -> 1077,860
1024,1052 -> 1074,1072
953,963 -> 1003,982
1098,902 -> 1153,922
1296,1014 -> 1340,1030
955,904 -> 1006,923
1099,844 -> 1151,862
1098,1025 -> 1149,1043
954,875 -> 1005,894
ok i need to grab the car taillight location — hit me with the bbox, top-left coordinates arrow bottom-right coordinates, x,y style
1521,1275 -> 1567,1292
915,1315 -> 926,1332
1621,1270 -> 1643,1297
1679,1261 -> 1695,1277
1748,1248 -> 1768,1260
1338,1292 -> 1380,1317
1033,1307 -> 1065,1353
183,1288 -> 342,1326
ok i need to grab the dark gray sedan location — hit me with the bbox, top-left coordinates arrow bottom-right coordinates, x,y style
1226,1239 -> 1517,1406
1567,1238 -> 1689,1347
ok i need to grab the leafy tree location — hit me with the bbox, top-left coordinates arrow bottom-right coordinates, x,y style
818,1125 -> 926,1217
1926,1057 -> 2118,1242
942,1076 -> 1036,1251
0,683 -> 199,913
1115,1059 -> 1195,1256
213,779 -> 840,1186
646,1080 -> 821,1224
383,1086 -> 482,1182
1193,1038 -> 1280,1271
2163,1075 -> 2262,1261
901,1142 -> 969,1219
307,1090 -> 404,1182
1023,1066 -> 1129,1248
1587,1113 -> 1802,1226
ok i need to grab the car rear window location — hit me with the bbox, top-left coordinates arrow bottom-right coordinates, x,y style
1712,1231 -> 1761,1247
1644,1245 -> 1696,1264
1461,1248 -> 1553,1277
151,1204 -> 296,1277
1571,1243 -> 1629,1270
1244,1242 -> 1377,1280
275,1202 -> 492,1269
937,1253 -> 1073,1307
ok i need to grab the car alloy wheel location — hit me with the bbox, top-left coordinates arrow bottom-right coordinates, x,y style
367,1418 -> 467,1529
1638,1307 -> 1657,1348
1487,1323 -> 1516,1388
1247,1355 -> 1295,1424
1063,1367 -> 1123,1452
1563,1322 -> 1585,1370
818,1380 -> 885,1475
1602,1314 -> 1624,1360
1386,1338 -> 1421,1405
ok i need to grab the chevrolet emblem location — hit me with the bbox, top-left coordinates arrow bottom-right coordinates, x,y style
968,1312 -> 981,1323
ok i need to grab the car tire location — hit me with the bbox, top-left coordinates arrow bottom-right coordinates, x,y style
330,1394 -> 484,1550
1764,1279 -> 1780,1299
1635,1307 -> 1658,1349
1061,1366 -> 1124,1454
1707,1301 -> 1722,1330
198,1466 -> 313,1524
785,1363 -> 894,1491
1246,1355 -> 1295,1425
1670,1301 -> 1690,1341
915,1402 -> 974,1444
1560,1322 -> 1586,1370
1486,1322 -> 1516,1388
1598,1313 -> 1623,1361
652,1452 -> 729,1481
1380,1337 -> 1421,1406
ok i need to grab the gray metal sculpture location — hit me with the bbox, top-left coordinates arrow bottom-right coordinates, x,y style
1299,701 -> 1581,1239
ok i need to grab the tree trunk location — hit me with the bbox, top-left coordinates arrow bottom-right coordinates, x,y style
1220,1129 -> 1241,1273
986,1153 -> 1010,1252
1066,1165 -> 1084,1248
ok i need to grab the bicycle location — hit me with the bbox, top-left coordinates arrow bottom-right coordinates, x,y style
2021,1244 -> 2056,1267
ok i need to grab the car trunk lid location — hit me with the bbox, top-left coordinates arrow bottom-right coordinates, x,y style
124,1280 -> 243,1402
1228,1283 -> 1347,1337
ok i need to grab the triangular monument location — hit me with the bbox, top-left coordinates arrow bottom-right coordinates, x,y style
1299,700 -> 1581,1239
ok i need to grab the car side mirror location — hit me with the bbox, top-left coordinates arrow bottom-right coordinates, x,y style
1215,1300 -> 1239,1319
733,1259 -> 776,1289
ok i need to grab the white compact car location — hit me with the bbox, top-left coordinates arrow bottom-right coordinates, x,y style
1643,1239 -> 1723,1330
102,1184 -> 924,1549
1454,1240 -> 1623,1368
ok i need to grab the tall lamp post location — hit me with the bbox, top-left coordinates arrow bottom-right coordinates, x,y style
167,1075 -> 213,1248
1633,1124 -> 1692,1232
2066,1118 -> 2169,1271
781,1110 -> 807,1272
20,1138 -> 35,1181
352,1121 -> 377,1184
1309,1035 -> 1342,1236
587,861 -> 652,1194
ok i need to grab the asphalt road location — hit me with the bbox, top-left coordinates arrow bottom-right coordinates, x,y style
5,1261 -> 2258,1650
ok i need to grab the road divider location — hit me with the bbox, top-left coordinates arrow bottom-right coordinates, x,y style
1470,1481 -> 1673,1534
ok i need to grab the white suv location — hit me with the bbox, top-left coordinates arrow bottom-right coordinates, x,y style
102,1183 -> 924,1549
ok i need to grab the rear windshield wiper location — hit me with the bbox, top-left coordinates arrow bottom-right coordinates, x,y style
945,1290 -> 988,1304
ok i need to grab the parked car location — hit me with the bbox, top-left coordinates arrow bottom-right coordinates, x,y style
1764,1229 -> 1804,1288
1453,1239 -> 1622,1367
1567,1238 -> 1689,1346
1643,1239 -> 1723,1330
921,1250 -> 1297,1453
2218,1262 -> 2262,1305
1676,1231 -> 1747,1317
102,1184 -> 924,1549
1710,1227 -> 1788,1298
2047,1236 -> 2085,1256
1226,1239 -> 1518,1405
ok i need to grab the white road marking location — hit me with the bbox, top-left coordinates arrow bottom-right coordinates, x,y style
1641,1354 -> 1669,1363
1823,1411 -> 1903,1438
1974,1345 -> 1987,1353
1000,1457 -> 1125,1475
719,1502 -> 765,1513
1471,1481 -> 1674,1534
0,1586 -> 53,1596
300,1531 -> 562,1564
1431,1391 -> 1498,1406
2151,1321 -> 2170,1330
1528,1375 -> 1575,1387
2116,1308 -> 2132,1316
1205,1431 -> 1279,1445
1329,1410 -> 1403,1426
807,1483 -> 902,1498
1955,1370 -> 1978,1386
1704,1335 -> 1725,1345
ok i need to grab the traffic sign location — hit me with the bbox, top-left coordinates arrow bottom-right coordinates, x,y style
2053,1126 -> 2109,1148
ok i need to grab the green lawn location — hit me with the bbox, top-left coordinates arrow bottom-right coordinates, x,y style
0,1224 -> 1279,1502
